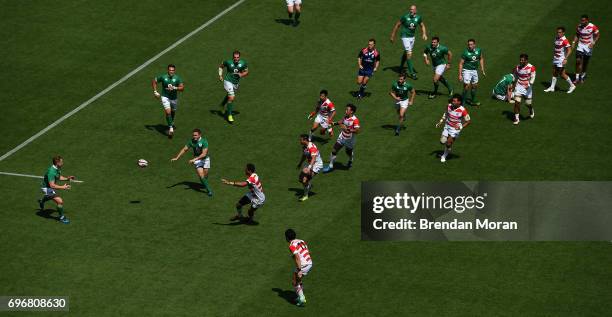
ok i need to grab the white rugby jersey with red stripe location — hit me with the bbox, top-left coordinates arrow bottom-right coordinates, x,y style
339,115 -> 360,140
553,35 -> 571,60
445,104 -> 470,129
576,23 -> 599,45
304,142 -> 323,165
513,63 -> 536,88
317,98 -> 335,117
289,239 -> 313,266
246,173 -> 264,200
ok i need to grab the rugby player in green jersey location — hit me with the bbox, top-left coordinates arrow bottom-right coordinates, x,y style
171,128 -> 213,197
458,39 -> 486,106
218,51 -> 249,123
492,74 -> 515,103
38,156 -> 76,224
152,64 -> 184,138
423,37 -> 453,99
390,5 -> 428,79
389,73 -> 416,136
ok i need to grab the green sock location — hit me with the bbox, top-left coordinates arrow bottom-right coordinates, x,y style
462,89 -> 468,102
57,205 -> 64,217
406,59 -> 415,74
166,114 -> 173,127
200,176 -> 211,193
433,82 -> 439,94
439,76 -> 452,92
226,102 -> 234,116
400,53 -> 407,69
471,88 -> 478,102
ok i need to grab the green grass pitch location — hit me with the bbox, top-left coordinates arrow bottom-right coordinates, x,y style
1,0 -> 611,315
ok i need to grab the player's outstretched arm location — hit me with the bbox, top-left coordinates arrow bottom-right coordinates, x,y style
436,113 -> 446,128
221,179 -> 248,187
218,64 -> 224,81
390,21 -> 401,42
171,146 -> 189,162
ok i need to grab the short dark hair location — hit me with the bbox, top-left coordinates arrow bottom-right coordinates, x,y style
347,103 -> 357,113
520,53 -> 529,60
246,163 -> 256,173
557,26 -> 566,32
581,14 -> 589,20
52,155 -> 63,165
193,128 -> 202,134
467,38 -> 476,44
285,229 -> 296,241
368,38 -> 376,44
399,72 -> 407,79
432,36 -> 440,42
320,89 -> 328,96
167,64 -> 176,69
451,93 -> 463,103
233,50 -> 241,56
300,134 -> 309,141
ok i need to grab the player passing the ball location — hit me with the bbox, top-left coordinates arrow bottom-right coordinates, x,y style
435,94 -> 471,163
218,51 -> 249,123
285,229 -> 313,307
296,135 -> 323,202
170,128 -> 213,196
38,156 -> 76,224
307,90 -> 335,141
221,163 -> 265,224
152,64 -> 184,138
323,104 -> 360,173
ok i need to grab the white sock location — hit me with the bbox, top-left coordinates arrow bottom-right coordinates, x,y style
294,283 -> 304,299
550,77 -> 557,88
565,77 -> 574,86
515,113 -> 520,121
329,154 -> 336,166
581,72 -> 586,80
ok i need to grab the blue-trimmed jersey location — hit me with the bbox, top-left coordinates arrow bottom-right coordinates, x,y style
358,48 -> 380,70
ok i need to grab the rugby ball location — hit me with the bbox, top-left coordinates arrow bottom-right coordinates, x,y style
137,159 -> 148,167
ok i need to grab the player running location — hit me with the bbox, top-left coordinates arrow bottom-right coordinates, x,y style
218,50 -> 249,123
435,94 -> 471,163
285,229 -> 313,307
285,0 -> 302,26
170,128 -> 213,197
389,73 -> 416,136
572,14 -> 600,84
323,104 -> 360,173
38,156 -> 76,224
458,39 -> 486,106
296,135 -> 323,202
307,90 -> 336,141
512,54 -> 536,125
491,73 -> 515,103
152,64 -> 184,138
356,39 -> 381,99
390,4 -> 427,79
544,27 -> 576,93
423,37 -> 453,99
221,163 -> 264,224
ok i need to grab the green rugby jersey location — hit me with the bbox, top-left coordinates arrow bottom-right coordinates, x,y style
155,73 -> 183,99
399,14 -> 423,38
424,44 -> 450,67
391,81 -> 413,100
222,59 -> 248,85
187,137 -> 209,157
461,47 -> 483,70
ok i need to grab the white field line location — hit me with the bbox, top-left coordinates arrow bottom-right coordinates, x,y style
0,0 -> 246,162
0,171 -> 84,183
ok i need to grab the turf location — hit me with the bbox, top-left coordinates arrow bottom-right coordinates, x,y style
1,0 -> 611,316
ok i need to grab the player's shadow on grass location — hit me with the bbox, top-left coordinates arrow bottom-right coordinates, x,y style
288,188 -> 317,197
274,18 -> 294,26
381,124 -> 406,131
144,124 -> 168,137
167,181 -> 206,193
539,80 -> 569,92
35,209 -> 61,222
271,288 -> 296,304
349,91 -> 371,98
415,89 -> 434,96
212,219 -> 260,226
382,66 -> 404,74
501,110 -> 532,123
430,150 -> 460,161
